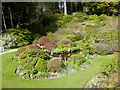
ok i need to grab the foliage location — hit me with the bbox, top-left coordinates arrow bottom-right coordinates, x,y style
95,29 -> 118,42
38,36 -> 50,46
98,14 -> 107,21
32,39 -> 38,44
57,43 -> 64,49
59,38 -> 70,45
44,41 -> 58,50
88,14 -> 98,20
74,33 -> 84,41
101,55 -> 118,76
14,49 -> 50,61
65,34 -> 75,41
48,57 -> 62,72
4,28 -> 33,47
93,40 -> 118,55
62,15 -> 73,24
73,12 -> 88,22
35,58 -> 47,72
67,53 -> 87,69
0,33 -> 17,48
70,46 -> 80,52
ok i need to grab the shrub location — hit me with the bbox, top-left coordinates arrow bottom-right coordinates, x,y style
62,15 -> 73,24
70,42 -> 77,47
69,53 -> 87,65
14,49 -> 50,61
56,20 -> 64,28
93,40 -> 118,55
74,33 -> 84,41
26,45 -> 41,49
0,33 -> 17,48
38,36 -> 50,46
98,14 -> 107,21
70,46 -> 80,51
48,57 -> 62,72
41,15 -> 53,26
20,57 -> 38,70
59,38 -> 70,45
35,58 -> 47,72
44,41 -> 58,50
96,29 -> 118,42
46,32 -> 55,42
58,43 -> 64,49
32,39 -> 38,44
65,34 -> 75,41
4,28 -> 33,47
73,12 -> 88,22
88,14 -> 98,20
101,55 -> 118,76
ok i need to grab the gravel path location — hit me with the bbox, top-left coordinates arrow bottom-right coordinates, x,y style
0,49 -> 18,55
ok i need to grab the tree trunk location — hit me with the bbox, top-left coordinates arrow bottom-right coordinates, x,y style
17,18 -> 20,28
78,2 -> 83,12
8,7 -> 13,27
64,0 -> 67,15
89,8 -> 92,15
2,11 -> 6,29
107,7 -> 110,16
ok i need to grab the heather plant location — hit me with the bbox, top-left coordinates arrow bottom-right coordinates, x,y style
93,40 -> 118,55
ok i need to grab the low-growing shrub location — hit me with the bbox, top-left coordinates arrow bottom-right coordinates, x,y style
101,55 -> 118,76
65,34 -> 75,41
68,53 -> 87,68
98,14 -> 107,21
59,38 -> 71,45
26,45 -> 41,49
93,40 -> 118,55
73,12 -> 88,22
62,15 -> 73,24
38,36 -> 50,46
48,57 -> 62,72
95,29 -> 118,42
14,49 -> 50,61
88,14 -> 98,20
44,41 -> 58,50
32,39 -> 38,44
74,33 -> 84,41
35,58 -> 47,72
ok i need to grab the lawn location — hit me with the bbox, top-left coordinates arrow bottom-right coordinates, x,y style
2,51 -> 115,88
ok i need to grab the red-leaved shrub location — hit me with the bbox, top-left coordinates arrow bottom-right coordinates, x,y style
44,41 -> 58,50
27,45 -> 41,49
38,36 -> 50,46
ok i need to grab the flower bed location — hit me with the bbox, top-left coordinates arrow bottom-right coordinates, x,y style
13,48 -> 96,80
84,54 -> 119,88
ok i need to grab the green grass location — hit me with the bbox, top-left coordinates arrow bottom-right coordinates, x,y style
1,52 -> 115,88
